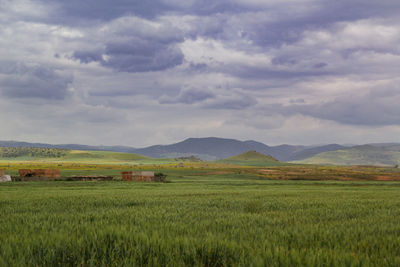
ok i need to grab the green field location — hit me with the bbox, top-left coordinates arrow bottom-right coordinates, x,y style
218,151 -> 284,167
1,172 -> 400,266
1,148 -> 400,266
294,145 -> 400,166
0,147 -> 171,165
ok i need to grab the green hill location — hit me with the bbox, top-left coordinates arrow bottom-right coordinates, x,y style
219,151 -> 283,166
0,147 -> 150,163
294,145 -> 400,166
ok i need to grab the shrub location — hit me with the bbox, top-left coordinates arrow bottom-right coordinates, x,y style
154,173 -> 167,182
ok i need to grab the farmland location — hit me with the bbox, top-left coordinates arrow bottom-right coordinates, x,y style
1,160 -> 400,266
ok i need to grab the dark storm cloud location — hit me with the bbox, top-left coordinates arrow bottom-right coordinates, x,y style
36,0 -> 247,24
239,1 -> 400,48
72,16 -> 184,72
0,62 -> 72,100
74,43 -> 184,73
36,0 -> 171,23
55,0 -> 400,78
40,0 -> 400,23
72,50 -> 103,64
103,43 -> 183,73
24,0 -> 400,51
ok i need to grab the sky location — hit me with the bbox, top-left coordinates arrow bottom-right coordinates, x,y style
1,0 -> 400,147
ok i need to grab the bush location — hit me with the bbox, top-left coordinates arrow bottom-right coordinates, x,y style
154,173 -> 167,182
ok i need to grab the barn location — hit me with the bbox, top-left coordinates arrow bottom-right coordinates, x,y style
121,171 -> 155,181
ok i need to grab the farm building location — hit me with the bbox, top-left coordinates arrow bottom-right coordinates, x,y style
0,169 -> 11,182
0,175 -> 11,182
121,171 -> 133,181
121,171 -> 155,181
134,171 -> 155,181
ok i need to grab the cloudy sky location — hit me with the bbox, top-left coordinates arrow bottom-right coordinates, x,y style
1,0 -> 400,147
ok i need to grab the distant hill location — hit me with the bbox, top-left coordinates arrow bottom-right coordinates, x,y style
0,147 -> 149,163
131,137 -> 274,160
0,138 -> 391,162
295,145 -> 400,166
130,138 -> 348,161
287,144 -> 346,161
219,151 -> 283,166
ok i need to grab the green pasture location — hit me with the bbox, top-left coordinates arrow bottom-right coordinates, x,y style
1,174 -> 399,266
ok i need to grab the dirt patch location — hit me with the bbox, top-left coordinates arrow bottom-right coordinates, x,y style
260,169 -> 278,173
375,175 -> 396,181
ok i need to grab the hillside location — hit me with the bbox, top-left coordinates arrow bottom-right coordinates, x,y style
131,138 -> 348,161
219,151 -> 283,166
295,145 -> 400,166
286,144 -> 345,161
0,147 -> 149,163
131,138 -> 275,160
1,138 -> 392,162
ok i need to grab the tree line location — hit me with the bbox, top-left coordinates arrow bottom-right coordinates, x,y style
0,147 -> 68,158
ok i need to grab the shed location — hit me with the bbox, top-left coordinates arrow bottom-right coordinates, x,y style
0,175 -> 11,182
134,171 -> 155,182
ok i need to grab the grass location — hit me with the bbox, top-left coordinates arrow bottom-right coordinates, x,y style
1,169 -> 400,266
0,148 -> 164,164
294,145 -> 400,166
218,151 -> 284,167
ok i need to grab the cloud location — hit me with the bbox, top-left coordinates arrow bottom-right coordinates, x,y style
203,92 -> 257,110
159,86 -> 215,104
72,50 -> 103,64
160,86 -> 257,110
1,0 -> 400,147
289,92 -> 400,126
72,16 -> 185,72
0,62 -> 72,100
36,0 -> 172,23
253,81 -> 400,126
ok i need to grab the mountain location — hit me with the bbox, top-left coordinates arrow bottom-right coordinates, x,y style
131,138 -> 347,161
1,139 -> 399,165
131,137 -> 273,160
295,145 -> 400,166
0,138 -> 348,161
219,151 -> 282,166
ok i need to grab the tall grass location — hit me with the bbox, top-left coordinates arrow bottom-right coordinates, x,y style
1,178 -> 400,266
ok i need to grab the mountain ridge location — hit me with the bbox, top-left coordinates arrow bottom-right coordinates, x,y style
1,138 -> 398,163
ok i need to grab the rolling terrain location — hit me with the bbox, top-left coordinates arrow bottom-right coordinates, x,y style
0,138 -> 347,161
218,151 -> 283,166
295,145 -> 400,166
0,147 -> 150,164
2,139 -> 400,165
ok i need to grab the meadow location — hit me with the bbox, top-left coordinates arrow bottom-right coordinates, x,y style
1,164 -> 400,266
